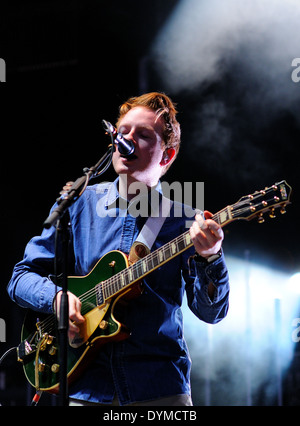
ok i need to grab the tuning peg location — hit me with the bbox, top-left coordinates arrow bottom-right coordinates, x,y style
269,208 -> 276,219
59,181 -> 74,195
280,204 -> 286,215
257,213 -> 265,224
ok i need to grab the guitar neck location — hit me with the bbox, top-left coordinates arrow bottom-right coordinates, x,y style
81,180 -> 291,305
212,205 -> 233,227
101,206 -> 233,301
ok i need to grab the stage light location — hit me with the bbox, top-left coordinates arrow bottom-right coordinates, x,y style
288,272 -> 300,294
182,255 -> 300,405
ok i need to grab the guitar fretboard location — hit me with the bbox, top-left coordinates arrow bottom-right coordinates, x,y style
99,206 -> 232,301
78,180 -> 291,312
212,206 -> 233,227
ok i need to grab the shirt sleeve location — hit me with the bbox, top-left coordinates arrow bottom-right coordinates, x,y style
7,225 -> 64,314
183,252 -> 230,324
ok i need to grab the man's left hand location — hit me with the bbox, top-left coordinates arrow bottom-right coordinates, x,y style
189,211 -> 224,259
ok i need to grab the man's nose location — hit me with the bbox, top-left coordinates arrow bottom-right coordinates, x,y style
126,130 -> 137,144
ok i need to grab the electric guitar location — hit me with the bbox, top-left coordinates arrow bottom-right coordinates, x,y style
17,180 -> 292,393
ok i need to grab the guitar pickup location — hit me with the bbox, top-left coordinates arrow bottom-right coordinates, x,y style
96,282 -> 104,305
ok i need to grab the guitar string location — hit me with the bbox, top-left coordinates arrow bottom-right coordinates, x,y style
36,195 -> 275,334
34,224 -> 211,335
68,205 -> 235,308
231,197 -> 279,218
38,315 -> 56,334
77,230 -> 192,308
102,194 -> 280,301
78,237 -> 185,304
44,205 -> 240,325
36,231 -> 190,335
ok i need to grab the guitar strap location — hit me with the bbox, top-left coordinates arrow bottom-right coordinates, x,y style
134,196 -> 173,250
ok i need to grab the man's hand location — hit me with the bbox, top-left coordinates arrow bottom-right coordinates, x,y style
54,290 -> 85,340
190,210 -> 224,258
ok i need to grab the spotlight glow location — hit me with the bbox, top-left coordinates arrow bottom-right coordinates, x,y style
288,272 -> 300,294
182,255 -> 300,405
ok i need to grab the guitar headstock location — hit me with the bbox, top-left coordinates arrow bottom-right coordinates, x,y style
230,180 -> 292,223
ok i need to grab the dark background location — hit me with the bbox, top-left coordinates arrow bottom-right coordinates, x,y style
0,0 -> 299,406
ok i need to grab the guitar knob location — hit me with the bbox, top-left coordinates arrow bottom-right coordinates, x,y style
48,346 -> 57,356
38,362 -> 45,372
99,320 -> 108,330
51,363 -> 60,374
257,213 -> 265,224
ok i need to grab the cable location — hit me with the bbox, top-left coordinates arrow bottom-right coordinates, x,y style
0,347 -> 17,366
30,390 -> 43,406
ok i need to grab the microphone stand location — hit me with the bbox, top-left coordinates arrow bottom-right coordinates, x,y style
43,143 -> 114,406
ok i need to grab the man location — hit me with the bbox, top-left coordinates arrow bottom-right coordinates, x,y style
7,92 -> 229,406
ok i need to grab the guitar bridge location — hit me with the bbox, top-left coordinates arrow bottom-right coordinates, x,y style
17,331 -> 56,365
17,338 -> 37,364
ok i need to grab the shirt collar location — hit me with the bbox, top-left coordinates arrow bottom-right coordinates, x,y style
105,178 -> 121,209
105,177 -> 163,211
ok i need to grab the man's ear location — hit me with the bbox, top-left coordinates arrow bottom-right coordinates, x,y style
160,148 -> 176,166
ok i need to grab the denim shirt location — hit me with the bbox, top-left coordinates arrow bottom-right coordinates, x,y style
7,178 -> 230,405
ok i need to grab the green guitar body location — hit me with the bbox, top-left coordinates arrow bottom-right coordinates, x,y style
18,250 -> 142,393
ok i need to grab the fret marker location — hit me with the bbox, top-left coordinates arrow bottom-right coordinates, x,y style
185,234 -> 191,245
220,211 -> 227,224
120,274 -> 125,287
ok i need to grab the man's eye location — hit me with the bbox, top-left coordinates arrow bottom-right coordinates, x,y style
140,132 -> 152,139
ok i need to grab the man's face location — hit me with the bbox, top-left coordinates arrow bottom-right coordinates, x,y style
112,106 -> 166,187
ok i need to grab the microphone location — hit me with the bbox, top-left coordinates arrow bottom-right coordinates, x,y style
102,120 -> 135,158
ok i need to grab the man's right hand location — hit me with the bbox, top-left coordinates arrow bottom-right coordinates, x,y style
54,290 -> 85,340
